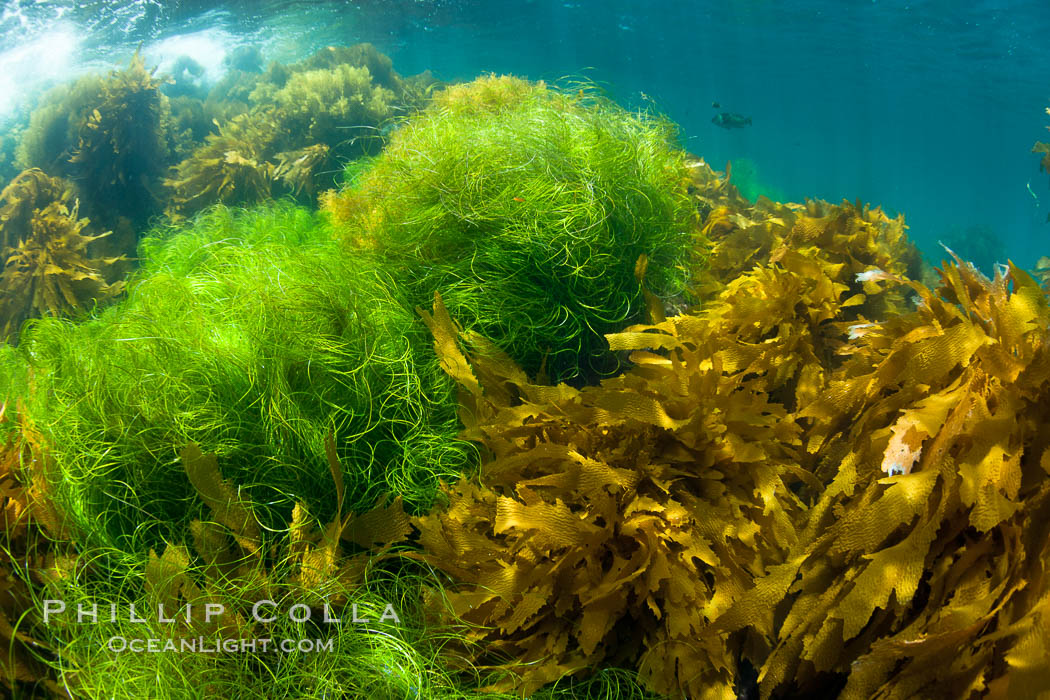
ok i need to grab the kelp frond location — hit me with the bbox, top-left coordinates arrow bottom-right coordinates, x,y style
0,168 -> 76,254
741,257 -> 1050,699
410,293 -> 807,698
0,200 -> 123,342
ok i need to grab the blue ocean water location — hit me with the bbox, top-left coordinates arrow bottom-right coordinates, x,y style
2,0 -> 1048,271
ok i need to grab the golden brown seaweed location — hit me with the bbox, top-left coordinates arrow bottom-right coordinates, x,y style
167,49 -> 405,218
0,168 -> 75,254
405,171 -> 1050,697
0,201 -> 124,342
0,403 -> 76,697
410,293 -> 809,698
164,112 -> 278,217
16,53 -> 172,233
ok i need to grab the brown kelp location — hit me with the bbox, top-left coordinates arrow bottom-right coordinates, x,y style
402,162 -> 1050,698
0,351 -> 72,697
732,258 -> 1050,699
163,112 -> 278,215
0,172 -> 124,342
16,53 -> 172,233
411,293 -> 807,698
166,44 -> 429,219
677,168 -> 1050,698
14,76 -> 105,176
0,168 -> 76,254
66,52 -> 171,229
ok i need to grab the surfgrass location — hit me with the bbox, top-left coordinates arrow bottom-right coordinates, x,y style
20,202 -> 472,565
324,75 -> 701,383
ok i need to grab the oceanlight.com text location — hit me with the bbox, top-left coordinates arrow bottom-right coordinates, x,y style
106,636 -> 336,654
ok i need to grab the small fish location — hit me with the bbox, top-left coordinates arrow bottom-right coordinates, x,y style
712,112 -> 752,129
855,268 -> 894,283
711,101 -> 720,109
847,322 -> 878,340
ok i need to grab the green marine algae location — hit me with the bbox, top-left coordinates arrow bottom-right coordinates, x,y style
322,75 -> 700,384
30,440 -> 654,700
21,203 -> 471,563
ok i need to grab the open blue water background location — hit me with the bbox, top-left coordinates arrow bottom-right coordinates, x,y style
1,0 -> 1048,271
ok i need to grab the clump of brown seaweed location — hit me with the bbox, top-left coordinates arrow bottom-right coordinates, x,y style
0,385 -> 75,697
16,53 -> 172,233
165,43 -> 434,218
0,169 -> 124,342
403,161 -> 1050,698
412,293 -> 807,697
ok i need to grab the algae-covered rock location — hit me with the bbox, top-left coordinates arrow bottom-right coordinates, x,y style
324,75 -> 700,383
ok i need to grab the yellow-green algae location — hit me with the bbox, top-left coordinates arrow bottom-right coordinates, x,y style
323,75 -> 702,383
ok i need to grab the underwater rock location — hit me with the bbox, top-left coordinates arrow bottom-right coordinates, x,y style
162,54 -> 206,98
224,45 -> 265,74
